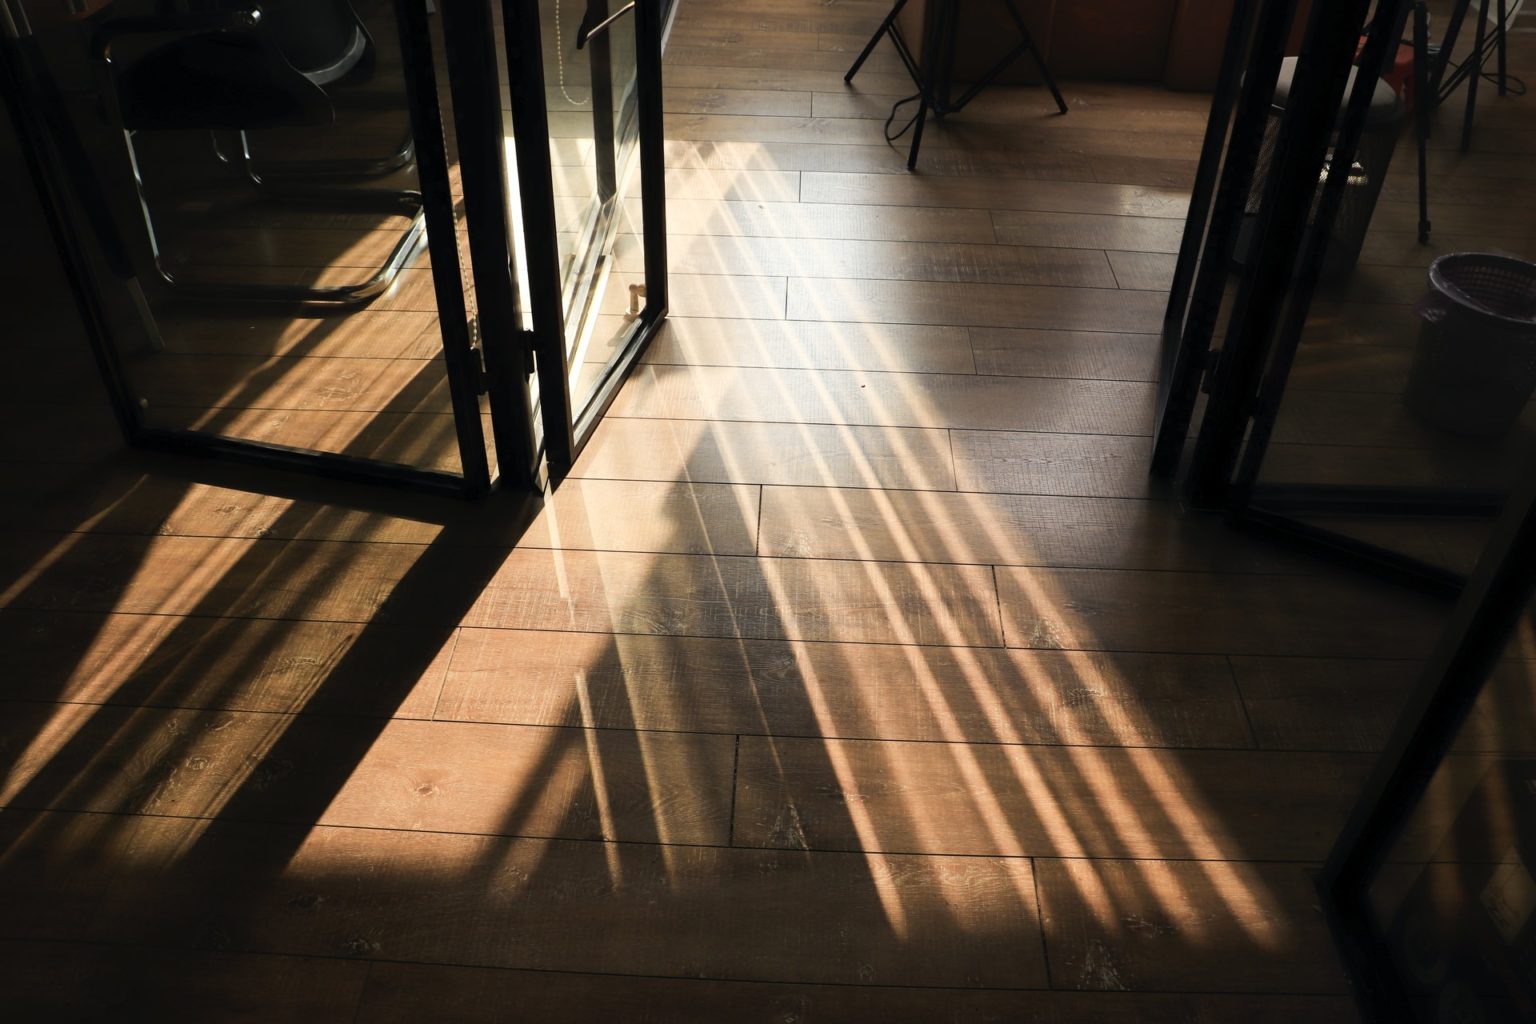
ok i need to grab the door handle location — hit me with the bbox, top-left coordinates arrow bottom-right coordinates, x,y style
576,1 -> 635,49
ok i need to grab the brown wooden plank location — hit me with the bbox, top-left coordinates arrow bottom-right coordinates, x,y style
0,608 -> 450,718
786,277 -> 1167,332
952,430 -> 1156,498
641,318 -> 977,374
757,486 -> 1308,572
461,548 -> 1005,647
359,960 -> 1361,1023
571,417 -> 958,490
154,309 -> 445,360
993,210 -> 1186,252
662,139 -> 1198,188
610,363 -> 1155,434
0,808 -> 137,941
2,535 -> 1004,647
0,703 -> 733,843
438,628 -> 1250,748
653,234 -> 1118,287
1108,250 -> 1176,291
970,327 -> 1160,380
802,171 -> 1192,216
93,817 -> 1047,988
519,479 -> 761,556
996,565 -> 1448,658
734,735 -> 1367,860
660,197 -> 998,243
661,166 -> 804,203
0,939 -> 369,1024
1037,857 -> 1350,993
663,86 -> 814,118
127,354 -> 451,414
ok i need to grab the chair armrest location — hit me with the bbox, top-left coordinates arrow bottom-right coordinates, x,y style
93,7 -> 262,60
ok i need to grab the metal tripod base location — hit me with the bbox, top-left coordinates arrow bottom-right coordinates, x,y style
844,0 -> 1067,170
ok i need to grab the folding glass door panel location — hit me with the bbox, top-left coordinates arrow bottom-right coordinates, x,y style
1224,0 -> 1533,593
2,0 -> 512,495
1151,0 -> 1305,482
499,0 -> 667,479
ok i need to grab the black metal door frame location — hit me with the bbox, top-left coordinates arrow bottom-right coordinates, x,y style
1150,0 -> 1297,481
1318,461 -> 1536,1021
1221,0 -> 1502,599
1,0 -> 512,498
500,0 -> 668,483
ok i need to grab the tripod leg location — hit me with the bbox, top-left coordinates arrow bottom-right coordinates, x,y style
1497,0 -> 1508,95
1415,0 -> 1431,244
847,0 -> 909,83
1001,0 -> 1067,114
1461,0 -> 1489,152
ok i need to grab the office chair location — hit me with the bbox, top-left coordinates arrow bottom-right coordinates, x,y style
95,3 -> 426,305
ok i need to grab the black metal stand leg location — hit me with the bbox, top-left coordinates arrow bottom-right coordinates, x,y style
1462,0 -> 1489,152
846,0 -> 908,83
1001,0 -> 1067,114
1497,0 -> 1508,95
1415,0 -> 1431,244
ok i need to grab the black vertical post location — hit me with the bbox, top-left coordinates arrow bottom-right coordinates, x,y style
502,0 -> 579,475
1461,0 -> 1490,152
392,0 -> 493,495
635,0 -> 667,319
1319,464 -> 1536,1020
1150,0 -> 1298,479
586,0 -> 618,200
440,0 -> 542,492
1183,0 -> 1374,507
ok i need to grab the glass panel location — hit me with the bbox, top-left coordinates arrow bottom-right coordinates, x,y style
14,0 -> 483,481
1152,0 -> 1306,471
1243,0 -> 1532,581
527,0 -> 648,422
1365,594 -> 1536,1021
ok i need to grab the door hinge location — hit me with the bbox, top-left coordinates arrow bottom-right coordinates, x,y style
467,316 -> 488,395
1200,349 -> 1221,394
518,329 -> 538,376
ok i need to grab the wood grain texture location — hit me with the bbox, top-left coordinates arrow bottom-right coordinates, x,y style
358,961 -> 1362,1024
996,565 -> 1448,657
93,817 -> 1047,988
611,363 -> 1156,435
968,328 -> 1160,380
952,430 -> 1157,498
733,736 -> 1367,860
0,703 -> 733,843
0,939 -> 370,1024
1037,857 -> 1350,993
641,318 -> 977,374
787,277 -> 1167,333
571,416 -> 958,489
654,233 -> 1118,287
662,197 -> 998,243
437,628 -> 1252,748
757,485 -> 1306,573
0,608 -> 450,717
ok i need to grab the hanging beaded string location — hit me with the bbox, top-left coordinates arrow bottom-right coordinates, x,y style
554,1 -> 591,107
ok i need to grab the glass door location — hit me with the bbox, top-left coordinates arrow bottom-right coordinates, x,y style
2,0 -> 518,496
499,0 -> 667,480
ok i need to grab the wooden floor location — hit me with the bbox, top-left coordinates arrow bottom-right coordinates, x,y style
12,0 -> 1536,1018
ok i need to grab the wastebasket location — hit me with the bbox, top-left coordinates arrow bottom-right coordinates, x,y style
1405,252 -> 1536,436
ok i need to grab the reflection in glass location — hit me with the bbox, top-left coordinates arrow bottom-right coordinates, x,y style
537,0 -> 648,420
1366,600 -> 1536,1022
18,0 -> 477,478
1241,0 -> 1535,583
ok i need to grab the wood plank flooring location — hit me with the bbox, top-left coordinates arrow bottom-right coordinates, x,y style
13,0 -> 1530,1019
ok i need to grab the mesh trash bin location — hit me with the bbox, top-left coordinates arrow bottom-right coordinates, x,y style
1405,252 -> 1536,436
